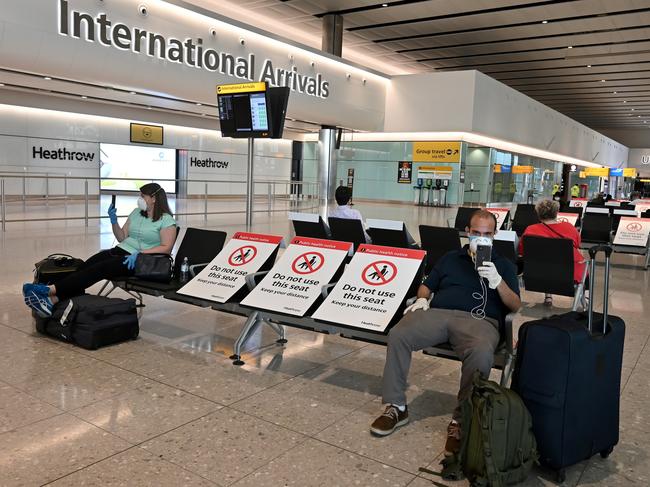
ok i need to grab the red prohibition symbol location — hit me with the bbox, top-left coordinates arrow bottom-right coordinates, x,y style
362,260 -> 397,286
291,251 -> 325,274
626,222 -> 642,232
228,245 -> 257,266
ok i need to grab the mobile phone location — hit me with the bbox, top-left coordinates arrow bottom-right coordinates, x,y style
111,194 -> 116,208
475,244 -> 492,270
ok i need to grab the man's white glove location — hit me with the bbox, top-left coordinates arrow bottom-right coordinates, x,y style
403,297 -> 429,315
477,261 -> 502,289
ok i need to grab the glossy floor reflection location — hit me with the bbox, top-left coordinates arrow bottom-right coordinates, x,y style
0,200 -> 648,486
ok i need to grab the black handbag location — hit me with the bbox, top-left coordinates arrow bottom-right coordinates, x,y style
34,254 -> 85,284
134,253 -> 173,282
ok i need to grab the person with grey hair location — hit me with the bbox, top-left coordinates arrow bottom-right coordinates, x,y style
518,199 -> 586,306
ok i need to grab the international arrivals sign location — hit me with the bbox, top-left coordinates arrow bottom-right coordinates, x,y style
57,0 -> 330,98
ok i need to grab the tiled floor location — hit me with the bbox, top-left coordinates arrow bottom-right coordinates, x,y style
0,198 -> 648,486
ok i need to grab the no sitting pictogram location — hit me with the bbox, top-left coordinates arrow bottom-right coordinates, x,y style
228,245 -> 257,266
291,251 -> 324,274
557,217 -> 569,223
626,222 -> 643,232
362,260 -> 397,286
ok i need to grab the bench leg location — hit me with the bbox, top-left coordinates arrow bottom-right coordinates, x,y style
98,281 -> 114,297
230,311 -> 261,366
266,321 -> 287,343
500,354 -> 514,387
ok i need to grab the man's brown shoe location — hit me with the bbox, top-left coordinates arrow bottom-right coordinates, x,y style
370,405 -> 408,436
444,420 -> 461,455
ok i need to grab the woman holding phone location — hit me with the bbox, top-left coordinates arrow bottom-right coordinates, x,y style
22,183 -> 176,317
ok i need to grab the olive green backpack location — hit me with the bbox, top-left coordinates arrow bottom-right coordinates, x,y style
458,373 -> 538,486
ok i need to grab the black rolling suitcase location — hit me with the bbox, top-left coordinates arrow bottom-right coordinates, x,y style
511,244 -> 625,483
35,295 -> 139,350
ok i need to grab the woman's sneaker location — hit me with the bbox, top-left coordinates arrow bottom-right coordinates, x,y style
370,405 -> 408,436
22,283 -> 53,318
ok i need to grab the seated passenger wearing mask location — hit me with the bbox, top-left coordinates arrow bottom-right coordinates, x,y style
23,183 -> 176,317
329,185 -> 371,243
370,210 -> 520,478
518,199 -> 585,307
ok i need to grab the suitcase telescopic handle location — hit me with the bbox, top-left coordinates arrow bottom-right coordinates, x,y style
588,244 -> 612,335
588,244 -> 613,259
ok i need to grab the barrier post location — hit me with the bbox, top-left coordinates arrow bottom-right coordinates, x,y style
22,175 -> 26,202
45,173 -> 49,205
1,178 -> 5,232
64,175 -> 68,199
84,179 -> 88,227
267,182 -> 272,213
204,182 -> 208,222
245,138 -> 254,230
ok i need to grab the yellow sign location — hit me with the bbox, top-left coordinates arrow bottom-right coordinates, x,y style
130,123 -> 163,145
493,164 -> 502,173
579,171 -> 586,178
216,82 -> 266,94
512,165 -> 533,174
585,167 -> 610,177
413,142 -> 461,163
623,168 -> 637,178
418,166 -> 453,172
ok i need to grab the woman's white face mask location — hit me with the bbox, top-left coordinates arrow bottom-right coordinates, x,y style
137,197 -> 148,211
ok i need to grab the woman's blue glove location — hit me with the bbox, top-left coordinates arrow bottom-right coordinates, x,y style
123,251 -> 139,270
108,205 -> 118,225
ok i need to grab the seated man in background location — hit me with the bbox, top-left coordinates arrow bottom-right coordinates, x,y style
370,210 -> 521,478
329,185 -> 371,243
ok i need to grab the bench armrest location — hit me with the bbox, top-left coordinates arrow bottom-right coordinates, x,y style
189,263 -> 208,278
245,270 -> 269,291
503,312 -> 516,355
321,283 -> 336,298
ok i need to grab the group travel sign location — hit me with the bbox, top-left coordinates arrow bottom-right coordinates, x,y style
240,236 -> 351,316
313,244 -> 426,332
178,232 -> 283,303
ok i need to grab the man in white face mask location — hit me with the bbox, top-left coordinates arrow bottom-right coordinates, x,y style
370,210 -> 521,479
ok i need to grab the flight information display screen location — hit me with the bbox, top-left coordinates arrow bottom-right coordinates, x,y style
217,82 -> 272,138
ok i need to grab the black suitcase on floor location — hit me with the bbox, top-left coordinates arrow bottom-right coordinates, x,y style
34,254 -> 84,285
35,295 -> 139,350
511,244 -> 625,483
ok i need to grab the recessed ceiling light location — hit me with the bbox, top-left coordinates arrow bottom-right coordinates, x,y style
567,46 -> 573,49
196,103 -> 202,106
129,91 -> 136,94
587,65 -> 592,68
44,76 -> 51,80
623,100 -> 627,103
146,106 -> 152,110
601,79 -> 606,82
638,115 -> 641,118
542,20 -> 548,24
382,3 -> 388,6
0,83 -> 4,87
613,91 -> 617,94
631,108 -> 635,111
81,95 -> 87,99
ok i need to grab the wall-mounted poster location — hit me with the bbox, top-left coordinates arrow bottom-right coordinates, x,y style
398,161 -> 412,184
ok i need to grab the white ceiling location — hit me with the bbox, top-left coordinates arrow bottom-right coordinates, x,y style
187,0 -> 650,131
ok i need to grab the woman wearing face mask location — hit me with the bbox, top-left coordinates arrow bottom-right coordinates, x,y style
22,183 -> 176,317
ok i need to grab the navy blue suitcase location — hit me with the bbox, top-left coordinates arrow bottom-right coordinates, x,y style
512,244 -> 625,483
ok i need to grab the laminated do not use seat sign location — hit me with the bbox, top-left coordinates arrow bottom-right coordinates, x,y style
313,244 -> 426,333
240,236 -> 351,316
177,232 -> 283,303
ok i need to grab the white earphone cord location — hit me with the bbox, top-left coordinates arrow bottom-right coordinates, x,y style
471,276 -> 488,320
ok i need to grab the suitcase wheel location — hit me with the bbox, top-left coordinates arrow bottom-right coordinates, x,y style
600,446 -> 614,459
556,469 -> 566,484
